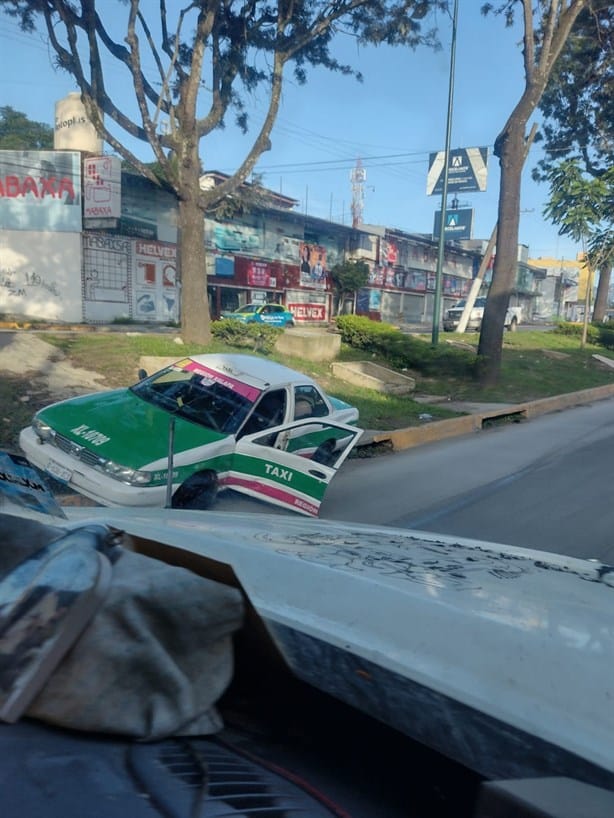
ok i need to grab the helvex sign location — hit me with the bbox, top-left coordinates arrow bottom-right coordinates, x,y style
288,303 -> 326,321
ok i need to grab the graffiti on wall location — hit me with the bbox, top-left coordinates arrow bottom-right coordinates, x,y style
1,268 -> 60,298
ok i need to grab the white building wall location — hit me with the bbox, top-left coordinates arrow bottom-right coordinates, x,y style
0,229 -> 82,321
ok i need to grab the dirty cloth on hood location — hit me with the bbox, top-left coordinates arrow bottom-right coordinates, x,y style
0,512 -> 244,740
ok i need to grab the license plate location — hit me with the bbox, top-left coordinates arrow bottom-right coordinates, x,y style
46,459 -> 73,483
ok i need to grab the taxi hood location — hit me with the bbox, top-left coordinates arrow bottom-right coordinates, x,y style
36,389 -> 225,469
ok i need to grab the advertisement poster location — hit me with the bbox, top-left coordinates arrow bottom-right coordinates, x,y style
234,256 -> 282,289
269,235 -> 302,262
207,220 -> 261,253
247,260 -> 275,288
299,242 -> 327,288
134,239 -> 178,321
381,239 -> 398,266
83,156 -> 122,220
205,254 -> 235,278
368,266 -> 385,287
369,289 -> 382,310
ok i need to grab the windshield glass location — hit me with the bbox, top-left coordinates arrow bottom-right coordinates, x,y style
131,360 -> 260,433
236,304 -> 258,314
455,297 -> 487,308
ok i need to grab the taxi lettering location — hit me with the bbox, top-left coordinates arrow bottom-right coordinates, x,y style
70,424 -> 111,446
264,463 -> 293,482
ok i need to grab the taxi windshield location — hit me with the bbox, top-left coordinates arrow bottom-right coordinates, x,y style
131,366 -> 255,433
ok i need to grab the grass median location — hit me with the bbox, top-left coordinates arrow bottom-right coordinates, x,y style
4,324 -> 614,455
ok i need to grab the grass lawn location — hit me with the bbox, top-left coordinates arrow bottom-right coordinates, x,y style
38,326 -> 614,432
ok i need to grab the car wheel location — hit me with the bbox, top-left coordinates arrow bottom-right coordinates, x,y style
312,439 -> 336,467
171,470 -> 218,510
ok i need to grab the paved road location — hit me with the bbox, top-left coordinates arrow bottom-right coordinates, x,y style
216,396 -> 614,564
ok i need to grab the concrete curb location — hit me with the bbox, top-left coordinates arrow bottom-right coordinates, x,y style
372,383 -> 614,452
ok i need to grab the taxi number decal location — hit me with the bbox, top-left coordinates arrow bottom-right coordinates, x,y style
70,424 -> 111,446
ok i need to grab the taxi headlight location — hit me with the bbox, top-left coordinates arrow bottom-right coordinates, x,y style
32,417 -> 55,442
103,461 -> 152,486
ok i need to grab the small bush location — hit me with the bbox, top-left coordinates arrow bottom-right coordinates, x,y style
335,315 -> 475,377
211,319 -> 281,353
554,320 -> 586,337
593,323 -> 614,350
554,320 -> 614,350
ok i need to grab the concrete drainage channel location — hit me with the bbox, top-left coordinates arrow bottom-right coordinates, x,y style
369,383 -> 614,454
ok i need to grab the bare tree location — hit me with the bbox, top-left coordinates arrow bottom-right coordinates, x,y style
477,0 -> 589,384
1,0 -> 444,343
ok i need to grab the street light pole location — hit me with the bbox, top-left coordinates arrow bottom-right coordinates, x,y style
431,0 -> 459,346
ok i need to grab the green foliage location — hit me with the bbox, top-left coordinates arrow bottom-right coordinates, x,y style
555,320 -> 614,350
543,159 -> 611,244
334,315 -> 398,346
330,259 -> 370,303
0,106 -> 54,149
335,315 -> 476,377
534,4 -> 613,182
211,319 -> 281,353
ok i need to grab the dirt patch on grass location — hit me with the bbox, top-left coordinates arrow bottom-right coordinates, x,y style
0,334 -> 106,453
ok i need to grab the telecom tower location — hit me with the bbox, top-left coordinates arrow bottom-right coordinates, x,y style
350,158 -> 366,227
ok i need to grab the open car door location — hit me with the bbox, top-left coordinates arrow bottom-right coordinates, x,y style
228,419 -> 363,516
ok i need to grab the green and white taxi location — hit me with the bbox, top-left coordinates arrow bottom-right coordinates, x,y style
19,354 -> 362,517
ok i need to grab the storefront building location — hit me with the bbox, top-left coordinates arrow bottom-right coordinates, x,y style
1,150 -> 540,327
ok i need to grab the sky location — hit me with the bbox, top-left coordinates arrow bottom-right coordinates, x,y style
0,5 -> 581,264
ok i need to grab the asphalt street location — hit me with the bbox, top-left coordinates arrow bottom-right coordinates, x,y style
217,396 -> 614,564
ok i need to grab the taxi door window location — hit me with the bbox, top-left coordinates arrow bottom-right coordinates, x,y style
239,389 -> 287,437
294,385 -> 329,419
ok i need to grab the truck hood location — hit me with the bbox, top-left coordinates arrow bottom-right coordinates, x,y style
37,389 -> 226,469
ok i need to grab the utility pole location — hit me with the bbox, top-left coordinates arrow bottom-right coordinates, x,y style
431,0 -> 458,346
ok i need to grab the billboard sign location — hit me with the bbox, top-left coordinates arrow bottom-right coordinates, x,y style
433,207 -> 474,241
0,150 -> 82,232
84,156 -> 121,219
427,147 -> 488,196
299,242 -> 327,288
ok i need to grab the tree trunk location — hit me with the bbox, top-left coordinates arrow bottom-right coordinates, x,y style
177,194 -> 211,345
592,263 -> 612,323
476,123 -> 525,385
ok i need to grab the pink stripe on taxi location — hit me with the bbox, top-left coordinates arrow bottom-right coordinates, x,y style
180,360 -> 262,402
224,475 -> 319,516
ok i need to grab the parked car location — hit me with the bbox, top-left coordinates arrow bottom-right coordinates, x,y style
443,297 -> 522,332
19,354 -> 361,516
221,303 -> 296,327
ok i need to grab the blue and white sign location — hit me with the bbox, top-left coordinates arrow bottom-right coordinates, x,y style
427,147 -> 488,196
433,207 -> 474,240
